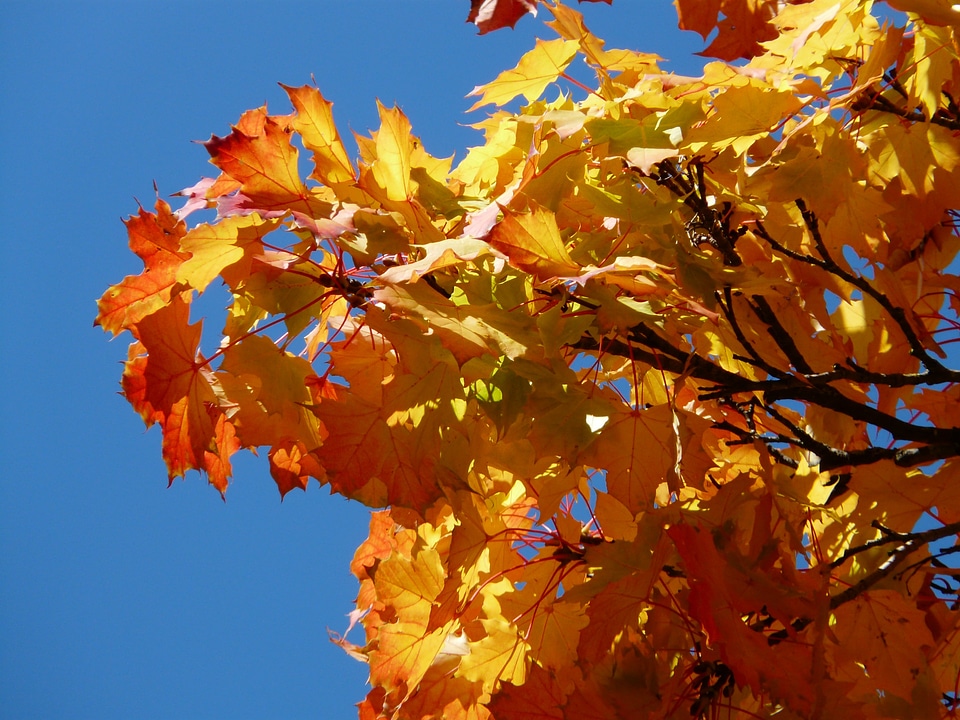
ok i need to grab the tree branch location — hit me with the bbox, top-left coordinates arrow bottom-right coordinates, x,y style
829,520 -> 960,609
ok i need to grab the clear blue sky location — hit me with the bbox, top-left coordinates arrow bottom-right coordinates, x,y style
0,3 -> 703,718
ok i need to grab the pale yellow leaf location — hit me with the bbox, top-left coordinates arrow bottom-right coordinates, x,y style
372,101 -> 414,201
469,38 -> 579,111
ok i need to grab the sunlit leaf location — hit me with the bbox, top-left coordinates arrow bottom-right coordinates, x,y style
100,2 -> 960,717
95,200 -> 189,336
282,83 -> 355,185
487,202 -> 579,279
468,38 -> 579,110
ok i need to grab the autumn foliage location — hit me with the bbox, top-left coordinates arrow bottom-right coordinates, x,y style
98,0 -> 960,717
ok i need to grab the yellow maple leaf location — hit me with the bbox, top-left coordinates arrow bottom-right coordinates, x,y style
370,101 -> 414,202
487,202 -> 579,279
176,214 -> 281,293
282,84 -> 355,185
469,38 -> 579,111
368,548 -> 450,698
459,614 -> 530,692
886,0 -> 960,26
685,84 -> 804,154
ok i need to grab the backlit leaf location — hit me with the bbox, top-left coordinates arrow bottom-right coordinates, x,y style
580,405 -> 679,513
468,38 -> 579,110
487,202 -> 579,279
176,214 -> 281,293
100,3 -> 960,717
95,200 -> 189,336
831,590 -> 935,698
370,101 -> 414,202
281,83 -> 355,185
122,298 -> 238,492
468,0 -> 538,34
204,108 -> 331,217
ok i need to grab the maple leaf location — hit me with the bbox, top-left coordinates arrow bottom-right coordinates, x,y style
579,405 -> 681,513
866,121 -> 960,197
669,522 -> 820,711
467,0 -> 539,34
468,38 -> 579,110
95,200 -> 189,336
268,440 -> 324,497
101,2 -> 960,717
577,570 -> 652,664
831,590 -> 936,699
204,107 -> 331,218
379,238 -> 495,285
459,612 -> 530,692
368,548 -> 450,701
467,0 -> 611,34
175,214 -> 282,294
487,202 -> 579,279
487,664 -> 568,719
676,0 -> 783,60
216,334 -> 326,495
369,101 -> 415,202
684,84 -> 804,154
121,298 -> 238,492
675,0 -> 724,38
886,0 -> 960,25
281,83 -> 355,185
523,598 -> 588,670
313,311 -> 469,511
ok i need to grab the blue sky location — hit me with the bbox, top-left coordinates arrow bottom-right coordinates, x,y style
0,2 -> 705,718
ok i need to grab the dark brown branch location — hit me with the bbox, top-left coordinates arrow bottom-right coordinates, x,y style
826,359 -> 950,388
771,202 -> 957,380
716,287 -> 784,377
857,88 -> 960,130
748,294 -> 814,374
572,195 -> 960,467
761,404 -> 851,468
653,159 -> 742,266
828,520 -> 960,609
711,420 -> 800,468
573,325 -> 960,466
766,383 -> 960,447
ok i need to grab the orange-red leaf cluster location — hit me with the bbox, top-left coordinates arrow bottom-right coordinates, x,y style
101,1 -> 960,717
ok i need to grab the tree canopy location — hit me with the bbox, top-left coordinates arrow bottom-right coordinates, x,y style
98,0 -> 960,717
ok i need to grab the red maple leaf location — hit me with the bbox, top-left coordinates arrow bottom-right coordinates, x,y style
468,0 -> 538,33
467,0 -> 610,33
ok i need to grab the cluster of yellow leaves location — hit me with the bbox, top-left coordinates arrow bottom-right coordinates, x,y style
99,0 -> 960,717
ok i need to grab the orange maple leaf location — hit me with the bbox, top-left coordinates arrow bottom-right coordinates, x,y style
831,590 -> 936,699
314,386 -> 446,510
204,107 -> 331,218
121,297 -> 239,492
669,523 -> 819,711
95,200 -> 189,336
676,0 -> 783,60
580,405 -> 680,513
488,664 -> 568,718
268,440 -> 324,497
